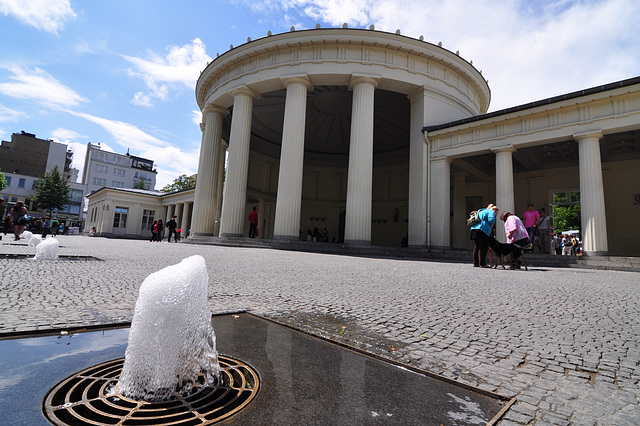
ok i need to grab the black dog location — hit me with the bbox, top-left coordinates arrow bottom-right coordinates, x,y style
489,235 -> 529,270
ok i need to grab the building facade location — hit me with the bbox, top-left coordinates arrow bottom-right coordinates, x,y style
0,132 -> 84,226
85,187 -> 194,239
81,143 -> 157,195
189,27 -> 640,256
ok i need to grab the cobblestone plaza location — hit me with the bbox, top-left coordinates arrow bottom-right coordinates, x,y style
1,236 -> 639,425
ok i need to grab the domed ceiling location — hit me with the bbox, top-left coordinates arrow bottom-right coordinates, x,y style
222,86 -> 411,167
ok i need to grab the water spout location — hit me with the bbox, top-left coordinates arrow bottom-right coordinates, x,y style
116,255 -> 220,401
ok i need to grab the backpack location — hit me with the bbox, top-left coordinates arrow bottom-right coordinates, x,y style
466,210 -> 482,226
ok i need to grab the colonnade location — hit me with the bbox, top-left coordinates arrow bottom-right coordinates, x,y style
163,201 -> 193,237
430,131 -> 609,255
191,75 -> 433,247
190,80 -> 609,255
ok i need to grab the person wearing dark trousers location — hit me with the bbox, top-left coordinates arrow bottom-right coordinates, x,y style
248,207 -> 258,238
166,215 -> 178,242
470,204 -> 498,268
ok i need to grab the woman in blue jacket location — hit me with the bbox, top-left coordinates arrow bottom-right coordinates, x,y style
470,204 -> 497,268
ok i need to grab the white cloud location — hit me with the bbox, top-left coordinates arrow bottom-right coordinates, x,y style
256,0 -> 640,111
123,38 -> 212,107
0,66 -> 88,109
192,110 -> 202,126
67,110 -> 200,189
0,103 -> 26,121
0,0 -> 76,35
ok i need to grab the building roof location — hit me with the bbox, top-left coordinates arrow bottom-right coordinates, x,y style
86,187 -> 162,198
423,76 -> 640,133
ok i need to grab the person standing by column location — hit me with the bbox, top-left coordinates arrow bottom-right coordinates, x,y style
522,203 -> 540,253
470,204 -> 497,268
537,208 -> 551,254
166,215 -> 178,242
248,207 -> 258,238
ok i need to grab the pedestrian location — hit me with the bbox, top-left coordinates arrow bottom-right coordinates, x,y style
166,215 -> 178,242
51,218 -> 60,236
156,219 -> 164,242
248,206 -> 258,238
10,201 -> 29,241
469,203 -> 497,268
522,203 -> 540,253
150,220 -> 158,242
0,198 -> 5,239
537,208 -> 551,254
42,216 -> 50,238
500,211 -> 530,269
562,234 -> 573,255
176,228 -> 181,241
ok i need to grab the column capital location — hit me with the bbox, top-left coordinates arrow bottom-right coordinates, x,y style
348,73 -> 380,90
430,156 -> 451,165
281,73 -> 313,90
573,130 -> 603,142
491,145 -> 517,154
230,85 -> 261,100
203,104 -> 229,117
199,122 -> 206,132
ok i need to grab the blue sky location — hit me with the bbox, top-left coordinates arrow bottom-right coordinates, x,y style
1,0 -> 638,189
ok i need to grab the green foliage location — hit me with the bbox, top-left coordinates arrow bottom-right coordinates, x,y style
0,168 -> 6,192
133,177 -> 147,190
553,204 -> 581,233
32,166 -> 70,215
161,174 -> 196,193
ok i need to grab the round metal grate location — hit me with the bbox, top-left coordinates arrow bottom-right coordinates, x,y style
43,355 -> 259,425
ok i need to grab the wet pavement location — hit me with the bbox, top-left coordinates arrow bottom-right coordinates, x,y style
1,235 -> 639,425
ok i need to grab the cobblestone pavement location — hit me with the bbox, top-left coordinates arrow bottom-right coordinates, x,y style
1,235 -> 639,425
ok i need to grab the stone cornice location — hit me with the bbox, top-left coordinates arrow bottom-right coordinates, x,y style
196,28 -> 489,114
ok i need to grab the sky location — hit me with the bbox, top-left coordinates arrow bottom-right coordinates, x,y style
0,0 -> 638,190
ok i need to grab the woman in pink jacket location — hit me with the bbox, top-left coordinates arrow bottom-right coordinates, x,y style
500,211 -> 530,269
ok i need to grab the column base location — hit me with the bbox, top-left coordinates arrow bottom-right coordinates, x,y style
191,232 -> 214,237
220,233 -> 243,238
344,239 -> 371,247
583,250 -> 608,257
273,235 -> 299,241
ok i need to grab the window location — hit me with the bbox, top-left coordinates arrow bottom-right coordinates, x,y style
112,180 -> 125,188
113,206 -> 128,228
95,151 -> 108,161
5,177 -> 11,186
96,164 -> 108,173
114,168 -> 125,177
11,196 -> 17,202
18,178 -> 26,188
93,177 -> 107,186
141,209 -> 156,231
69,189 -> 83,203
551,189 -> 581,234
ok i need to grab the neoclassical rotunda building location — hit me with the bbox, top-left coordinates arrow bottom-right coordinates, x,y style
191,26 -> 640,256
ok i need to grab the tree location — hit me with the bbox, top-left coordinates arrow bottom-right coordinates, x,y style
161,174 -> 196,193
552,204 -> 581,234
133,177 -> 147,190
0,168 -> 7,192
32,166 -> 70,216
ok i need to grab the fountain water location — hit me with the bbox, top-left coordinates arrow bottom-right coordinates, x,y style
115,255 -> 220,401
33,237 -> 59,260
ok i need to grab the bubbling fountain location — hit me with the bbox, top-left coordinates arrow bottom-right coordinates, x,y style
115,255 -> 220,401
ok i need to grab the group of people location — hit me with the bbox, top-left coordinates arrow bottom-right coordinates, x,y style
470,203 -> 532,269
0,199 -> 67,241
150,215 -> 181,242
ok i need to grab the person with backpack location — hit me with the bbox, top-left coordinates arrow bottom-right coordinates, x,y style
469,203 -> 498,268
166,215 -> 178,242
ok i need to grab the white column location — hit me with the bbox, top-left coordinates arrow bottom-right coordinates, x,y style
344,75 -> 379,245
220,86 -> 260,237
429,157 -> 451,249
452,172 -> 467,248
214,140 -> 228,236
273,75 -> 312,240
575,131 -> 608,255
181,201 -> 192,237
407,88 -> 429,247
492,146 -> 516,242
191,105 -> 228,235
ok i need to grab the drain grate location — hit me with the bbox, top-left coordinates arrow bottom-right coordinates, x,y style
43,356 -> 259,425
